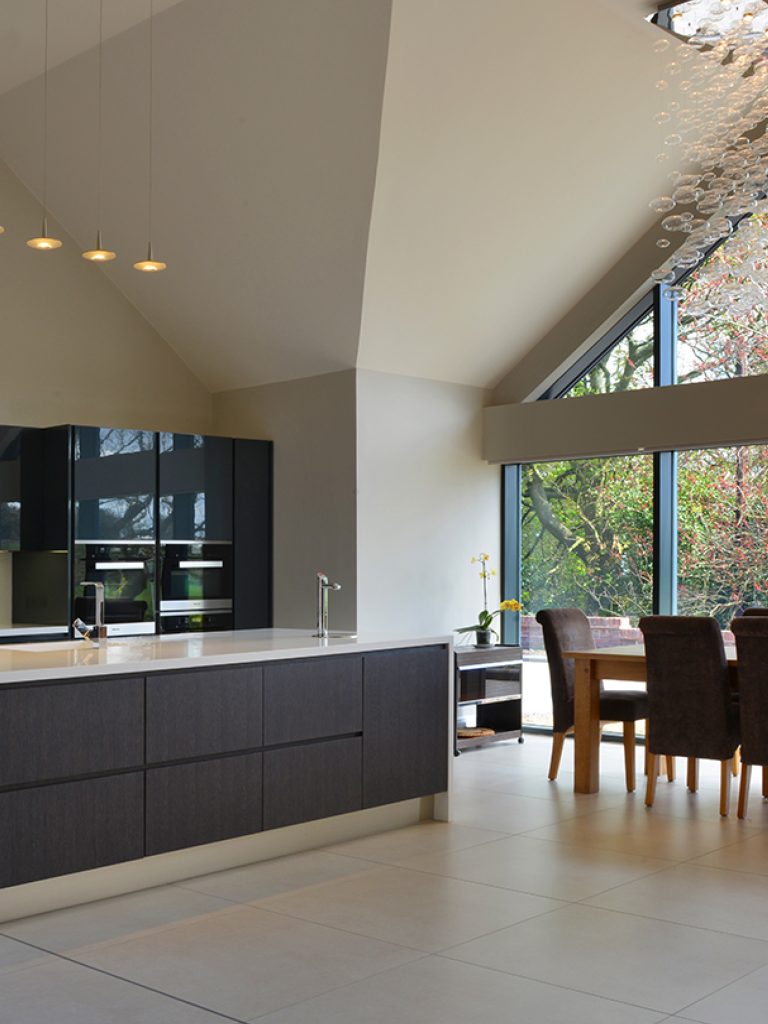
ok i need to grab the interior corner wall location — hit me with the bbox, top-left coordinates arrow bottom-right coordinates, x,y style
356,370 -> 501,636
0,162 -> 212,433
212,370 -> 358,631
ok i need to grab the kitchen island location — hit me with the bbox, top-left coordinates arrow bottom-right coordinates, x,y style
0,629 -> 452,922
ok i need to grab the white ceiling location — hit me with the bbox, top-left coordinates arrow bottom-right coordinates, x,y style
0,0 -> 694,394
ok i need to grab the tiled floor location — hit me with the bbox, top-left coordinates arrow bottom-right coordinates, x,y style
3,735 -> 768,1022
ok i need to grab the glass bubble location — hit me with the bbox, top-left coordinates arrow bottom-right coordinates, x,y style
657,152 -> 669,163
654,38 -> 671,53
651,268 -> 676,283
664,286 -> 687,301
662,214 -> 690,231
656,238 -> 672,248
656,79 -> 669,91
650,196 -> 676,213
667,61 -> 682,76
665,133 -> 683,146
655,111 -> 672,125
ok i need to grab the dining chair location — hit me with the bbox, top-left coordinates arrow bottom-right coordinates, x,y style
639,615 -> 739,816
536,608 -> 660,793
731,615 -> 768,819
742,607 -> 768,617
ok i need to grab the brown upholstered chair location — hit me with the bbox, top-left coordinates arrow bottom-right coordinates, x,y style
731,616 -> 768,818
639,616 -> 740,815
742,608 -> 768,617
536,608 -> 654,793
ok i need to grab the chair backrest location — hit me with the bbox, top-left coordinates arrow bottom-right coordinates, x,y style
731,616 -> 768,765
742,608 -> 768,617
535,608 -> 593,733
639,615 -> 738,760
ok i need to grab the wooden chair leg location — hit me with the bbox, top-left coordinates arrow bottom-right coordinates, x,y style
732,747 -> 741,777
763,765 -> 768,799
720,760 -> 732,817
623,721 -> 636,793
738,763 -> 752,820
645,753 -> 658,807
643,722 -> 649,775
549,732 -> 566,781
687,757 -> 698,793
665,755 -> 676,782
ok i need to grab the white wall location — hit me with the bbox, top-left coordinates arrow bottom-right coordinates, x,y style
0,162 -> 212,433
356,370 -> 501,636
213,371 -> 357,631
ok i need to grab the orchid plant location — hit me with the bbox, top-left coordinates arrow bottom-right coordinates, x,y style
455,553 -> 522,639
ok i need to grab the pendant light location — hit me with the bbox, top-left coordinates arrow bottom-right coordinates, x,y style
27,0 -> 62,251
82,0 -> 116,262
134,0 -> 166,272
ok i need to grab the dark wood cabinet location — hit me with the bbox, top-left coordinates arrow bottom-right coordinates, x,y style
146,753 -> 263,855
0,676 -> 144,788
146,666 -> 263,763
363,646 -> 450,808
264,737 -> 362,830
158,433 -> 234,542
73,427 -> 157,542
0,773 -> 144,887
263,656 -> 362,745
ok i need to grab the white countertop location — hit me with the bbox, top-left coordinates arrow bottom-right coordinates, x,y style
0,629 -> 452,685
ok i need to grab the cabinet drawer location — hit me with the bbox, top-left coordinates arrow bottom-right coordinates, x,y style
146,753 -> 263,855
263,737 -> 362,830
363,646 -> 449,808
0,677 -> 144,788
0,773 -> 144,888
146,666 -> 263,763
263,656 -> 362,745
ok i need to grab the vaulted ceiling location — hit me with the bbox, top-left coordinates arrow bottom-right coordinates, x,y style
0,0 -> 681,394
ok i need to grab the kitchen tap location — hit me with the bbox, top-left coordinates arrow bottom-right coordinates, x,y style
74,581 -> 108,644
314,571 -> 341,639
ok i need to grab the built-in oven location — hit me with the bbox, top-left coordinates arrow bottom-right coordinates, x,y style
73,543 -> 156,635
159,542 -> 233,633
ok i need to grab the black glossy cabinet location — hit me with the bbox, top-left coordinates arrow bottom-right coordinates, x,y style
263,656 -> 362,745
0,773 -> 144,887
0,676 -> 144,787
233,439 -> 272,629
73,427 -> 156,542
363,646 -> 449,808
146,666 -> 263,762
159,433 -> 233,542
264,737 -> 362,829
146,753 -> 263,855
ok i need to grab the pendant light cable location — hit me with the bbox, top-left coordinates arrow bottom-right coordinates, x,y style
27,0 -> 61,248
134,0 -> 165,270
82,0 -> 116,260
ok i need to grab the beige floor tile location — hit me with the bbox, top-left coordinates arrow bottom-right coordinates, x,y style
586,863 -> 768,940
0,934 -> 52,976
175,849 -> 379,903
679,964 -> 768,1024
253,864 -> 563,952
443,903 -> 768,1015
71,903 -> 422,1020
324,821 -> 506,865
2,884 -> 234,954
525,803 -> 758,860
396,834 -> 674,901
694,831 -> 768,876
449,788 -> 592,832
250,954 -> 668,1024
0,957 -> 232,1024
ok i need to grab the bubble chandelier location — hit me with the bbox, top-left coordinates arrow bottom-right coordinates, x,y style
647,0 -> 768,299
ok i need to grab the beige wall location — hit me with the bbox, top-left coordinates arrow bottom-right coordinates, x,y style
484,373 -> 768,464
0,162 -> 212,433
213,371 -> 358,631
356,370 -> 500,636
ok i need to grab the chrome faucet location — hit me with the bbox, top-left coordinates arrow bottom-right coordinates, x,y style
74,581 -> 108,644
315,571 -> 341,638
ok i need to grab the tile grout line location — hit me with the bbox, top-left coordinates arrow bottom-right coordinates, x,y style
669,958 -> 768,1020
0,932 -> 251,1024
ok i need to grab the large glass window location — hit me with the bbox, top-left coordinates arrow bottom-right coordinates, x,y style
566,312 -> 654,397
520,455 -> 653,728
677,212 -> 768,385
678,444 -> 768,627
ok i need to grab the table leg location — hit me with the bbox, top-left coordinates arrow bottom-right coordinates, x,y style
574,658 -> 601,793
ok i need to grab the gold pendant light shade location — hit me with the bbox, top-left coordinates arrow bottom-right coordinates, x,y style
27,218 -> 62,250
82,231 -> 116,261
133,246 -> 166,272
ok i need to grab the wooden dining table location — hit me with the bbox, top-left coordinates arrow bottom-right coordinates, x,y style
563,643 -> 738,794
